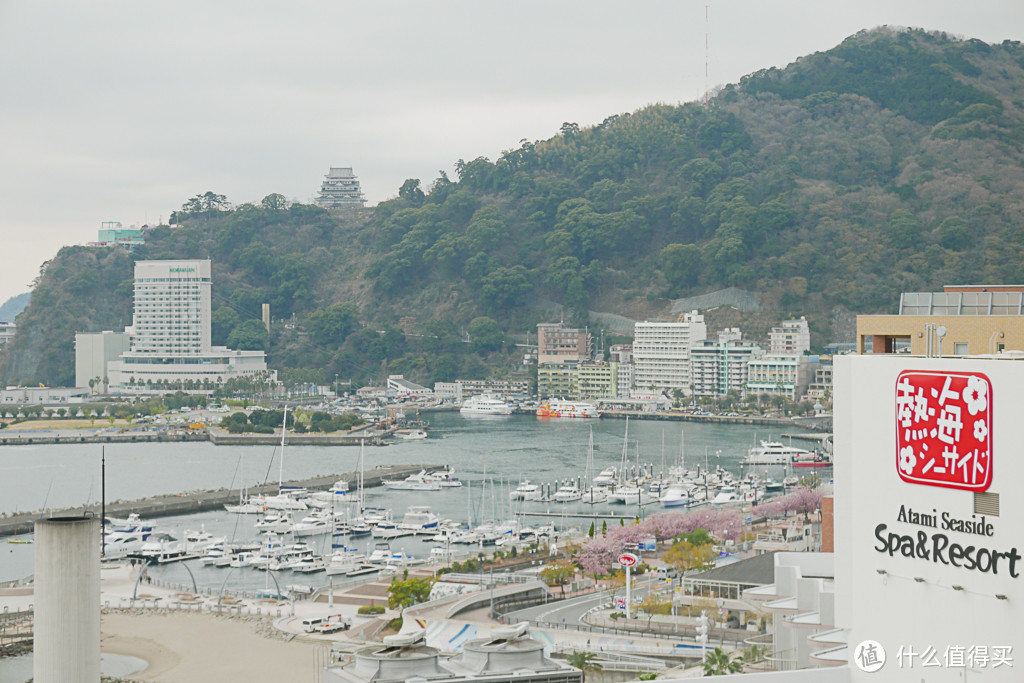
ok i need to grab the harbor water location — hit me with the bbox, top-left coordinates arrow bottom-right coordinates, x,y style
0,412 -> 817,589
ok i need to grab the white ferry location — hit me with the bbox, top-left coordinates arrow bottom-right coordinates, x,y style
535,400 -> 601,419
741,440 -> 813,465
460,395 -> 513,415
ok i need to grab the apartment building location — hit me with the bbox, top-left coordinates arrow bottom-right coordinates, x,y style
632,312 -> 707,395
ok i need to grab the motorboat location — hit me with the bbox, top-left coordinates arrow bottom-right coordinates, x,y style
371,519 -> 407,539
460,394 -> 513,415
553,484 -> 583,502
382,470 -> 441,491
510,480 -> 542,501
660,485 -> 695,508
741,441 -> 813,465
292,513 -> 333,537
581,487 -> 608,504
254,511 -> 294,533
397,506 -> 442,534
607,484 -> 654,505
424,467 -> 462,488
592,467 -> 617,487
712,485 -> 740,506
397,429 -> 428,440
325,548 -> 368,576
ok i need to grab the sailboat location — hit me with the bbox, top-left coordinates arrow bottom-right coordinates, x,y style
225,451 -> 265,514
581,428 -> 607,504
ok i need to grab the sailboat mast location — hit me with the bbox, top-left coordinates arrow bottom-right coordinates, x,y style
101,447 -> 106,558
279,405 -> 288,490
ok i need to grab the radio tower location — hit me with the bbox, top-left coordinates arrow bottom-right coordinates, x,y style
704,4 -> 710,109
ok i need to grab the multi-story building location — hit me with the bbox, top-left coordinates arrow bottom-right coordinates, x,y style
616,361 -> 634,399
690,335 -> 759,398
536,322 -> 591,364
856,284 -> 1024,355
609,344 -> 632,363
75,330 -> 130,390
746,353 -> 815,402
106,260 -> 270,394
316,167 -> 366,207
632,312 -> 707,395
804,360 -> 833,402
0,321 -> 15,346
576,361 -> 618,400
88,221 -> 145,251
536,361 -> 578,398
769,317 -> 811,355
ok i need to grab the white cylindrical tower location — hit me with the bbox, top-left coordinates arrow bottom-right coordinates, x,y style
34,516 -> 100,683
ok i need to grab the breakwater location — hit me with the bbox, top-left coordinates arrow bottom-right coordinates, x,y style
0,426 -> 392,447
0,463 -> 436,539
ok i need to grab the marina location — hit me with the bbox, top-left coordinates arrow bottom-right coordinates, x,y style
0,412 -> 827,593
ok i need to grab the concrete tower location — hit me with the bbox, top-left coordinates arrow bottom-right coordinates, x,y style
34,516 -> 100,682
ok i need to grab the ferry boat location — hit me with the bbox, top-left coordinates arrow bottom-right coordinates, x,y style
535,400 -> 601,419
741,441 -> 813,465
460,395 -> 513,415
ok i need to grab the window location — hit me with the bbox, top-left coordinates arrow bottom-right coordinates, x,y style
954,342 -> 968,356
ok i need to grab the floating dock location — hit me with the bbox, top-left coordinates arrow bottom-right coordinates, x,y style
0,463 -> 438,539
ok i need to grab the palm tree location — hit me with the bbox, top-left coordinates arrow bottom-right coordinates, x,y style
566,651 -> 602,682
702,647 -> 743,676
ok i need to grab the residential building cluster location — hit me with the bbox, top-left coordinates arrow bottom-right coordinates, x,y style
531,315 -> 827,406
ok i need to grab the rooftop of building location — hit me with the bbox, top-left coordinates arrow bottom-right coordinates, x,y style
689,550 -> 778,585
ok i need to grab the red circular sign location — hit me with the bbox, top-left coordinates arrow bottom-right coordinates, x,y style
618,553 -> 639,567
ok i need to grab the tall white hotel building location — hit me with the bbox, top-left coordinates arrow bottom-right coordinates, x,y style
631,311 -> 707,396
106,260 -> 269,393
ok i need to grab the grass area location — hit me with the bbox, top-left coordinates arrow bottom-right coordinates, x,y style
6,418 -> 135,431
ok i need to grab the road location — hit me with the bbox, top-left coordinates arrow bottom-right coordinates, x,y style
506,573 -> 663,627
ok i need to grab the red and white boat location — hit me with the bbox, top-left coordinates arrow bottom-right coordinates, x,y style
535,400 -> 601,419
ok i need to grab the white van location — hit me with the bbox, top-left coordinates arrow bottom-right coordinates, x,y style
301,617 -> 325,633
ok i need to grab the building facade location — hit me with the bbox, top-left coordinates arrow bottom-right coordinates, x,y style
536,361 -> 578,398
857,285 -> 1024,356
576,361 -> 618,400
746,353 -> 814,402
536,322 -> 591,364
632,312 -> 707,395
769,317 -> 811,355
75,330 -> 131,390
106,260 -> 269,394
316,167 -> 366,207
690,337 -> 759,398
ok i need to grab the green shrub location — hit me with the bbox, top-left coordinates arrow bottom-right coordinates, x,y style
357,604 -> 386,615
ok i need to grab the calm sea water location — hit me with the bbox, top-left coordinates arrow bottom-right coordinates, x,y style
0,413 -> 806,587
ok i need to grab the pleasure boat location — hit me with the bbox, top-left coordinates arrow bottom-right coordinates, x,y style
397,506 -> 442,534
292,513 -> 334,537
310,480 -> 352,505
660,485 -> 695,508
371,519 -> 407,539
397,429 -> 428,440
425,467 -> 462,488
460,395 -> 513,415
254,511 -> 294,533
712,485 -> 740,506
382,470 -> 441,491
325,547 -> 367,576
510,480 -> 542,501
607,484 -> 654,505
592,467 -> 617,487
552,484 -> 583,502
741,441 -> 813,465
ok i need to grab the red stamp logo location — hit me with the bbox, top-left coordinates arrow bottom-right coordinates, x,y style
896,371 -> 992,492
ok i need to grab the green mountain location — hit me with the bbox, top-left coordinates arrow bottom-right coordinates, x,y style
5,28 -> 1024,389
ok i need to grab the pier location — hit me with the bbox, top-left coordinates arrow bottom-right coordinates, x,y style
0,463 -> 438,539
0,426 -> 392,447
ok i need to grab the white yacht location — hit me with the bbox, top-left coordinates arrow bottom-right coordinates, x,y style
741,441 -> 813,465
292,513 -> 333,537
382,470 -> 441,491
553,484 -> 583,503
424,467 -> 462,488
660,485 -> 695,508
460,395 -> 513,415
510,480 -> 542,501
397,506 -> 442,534
254,511 -> 294,533
371,519 -> 407,539
592,467 -> 617,487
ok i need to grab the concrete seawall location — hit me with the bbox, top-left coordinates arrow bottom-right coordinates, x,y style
0,427 -> 393,447
0,463 -> 437,539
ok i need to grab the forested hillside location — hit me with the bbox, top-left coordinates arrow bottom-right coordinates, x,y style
5,28 -> 1024,389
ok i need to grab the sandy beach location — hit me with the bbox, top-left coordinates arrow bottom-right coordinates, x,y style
101,612 -> 318,682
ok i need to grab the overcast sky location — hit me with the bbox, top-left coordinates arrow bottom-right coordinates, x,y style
1,1 -> 1021,305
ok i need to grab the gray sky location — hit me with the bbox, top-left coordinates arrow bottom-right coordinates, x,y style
1,1 -> 1020,305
